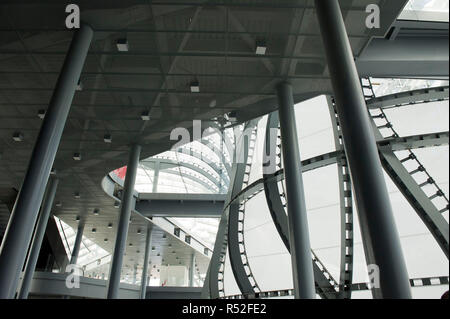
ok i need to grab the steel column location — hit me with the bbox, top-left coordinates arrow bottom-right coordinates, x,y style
17,177 -> 59,299
276,82 -> 315,299
69,220 -> 85,266
107,144 -> 141,299
140,227 -> 152,299
0,24 -> 93,299
189,253 -> 196,287
314,0 -> 412,298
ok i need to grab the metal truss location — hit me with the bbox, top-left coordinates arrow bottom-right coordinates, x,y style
203,119 -> 259,299
209,82 -> 449,299
227,126 -> 261,297
221,276 -> 450,299
140,158 -> 225,190
381,132 -> 449,152
366,86 -> 449,110
327,97 -> 355,299
262,111 -> 342,299
362,77 -> 449,259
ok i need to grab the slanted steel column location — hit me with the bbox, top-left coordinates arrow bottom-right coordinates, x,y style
18,177 -> 59,299
189,253 -> 196,287
133,264 -> 138,285
70,219 -> 86,266
107,144 -> 141,299
314,0 -> 411,299
140,227 -> 152,299
0,24 -> 93,299
276,82 -> 315,299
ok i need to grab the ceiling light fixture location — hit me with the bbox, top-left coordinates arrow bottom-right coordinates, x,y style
116,38 -> 129,52
38,109 -> 46,119
190,81 -> 200,93
255,40 -> 267,55
141,111 -> 151,121
103,134 -> 112,143
12,132 -> 23,142
73,153 -> 81,161
76,79 -> 83,91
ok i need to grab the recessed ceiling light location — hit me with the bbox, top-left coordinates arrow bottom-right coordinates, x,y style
114,201 -> 120,208
255,40 -> 267,55
50,168 -> 57,175
38,109 -> 46,119
141,111 -> 151,121
93,208 -> 100,215
12,132 -> 23,142
190,81 -> 200,93
76,79 -> 83,91
103,134 -> 112,143
92,228 -> 97,233
74,192 -> 80,199
116,38 -> 129,52
137,229 -> 142,234
108,223 -> 113,228
226,111 -> 237,123
75,215 -> 80,221
56,201 -> 62,207
104,238 -> 108,242
73,153 -> 81,161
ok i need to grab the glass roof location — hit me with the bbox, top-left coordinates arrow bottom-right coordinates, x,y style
112,125 -> 234,195
399,0 -> 449,22
167,217 -> 219,249
54,216 -> 111,274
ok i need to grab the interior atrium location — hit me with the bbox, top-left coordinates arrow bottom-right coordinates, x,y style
0,0 -> 448,300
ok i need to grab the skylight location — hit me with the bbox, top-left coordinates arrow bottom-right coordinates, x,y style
399,0 -> 449,22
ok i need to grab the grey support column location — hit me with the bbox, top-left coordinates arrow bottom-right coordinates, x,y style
70,219 -> 86,266
107,144 -> 141,299
276,82 -> 315,299
140,227 -> 152,299
18,177 -> 59,299
314,0 -> 411,299
0,24 -> 93,299
189,253 -> 196,287
133,264 -> 138,285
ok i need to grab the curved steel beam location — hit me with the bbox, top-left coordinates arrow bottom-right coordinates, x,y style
380,131 -> 449,151
141,158 -> 227,190
176,148 -> 230,183
262,111 -> 338,299
227,124 -> 260,297
327,96 -> 355,299
160,167 -> 221,192
366,86 -> 449,110
204,119 -> 259,299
